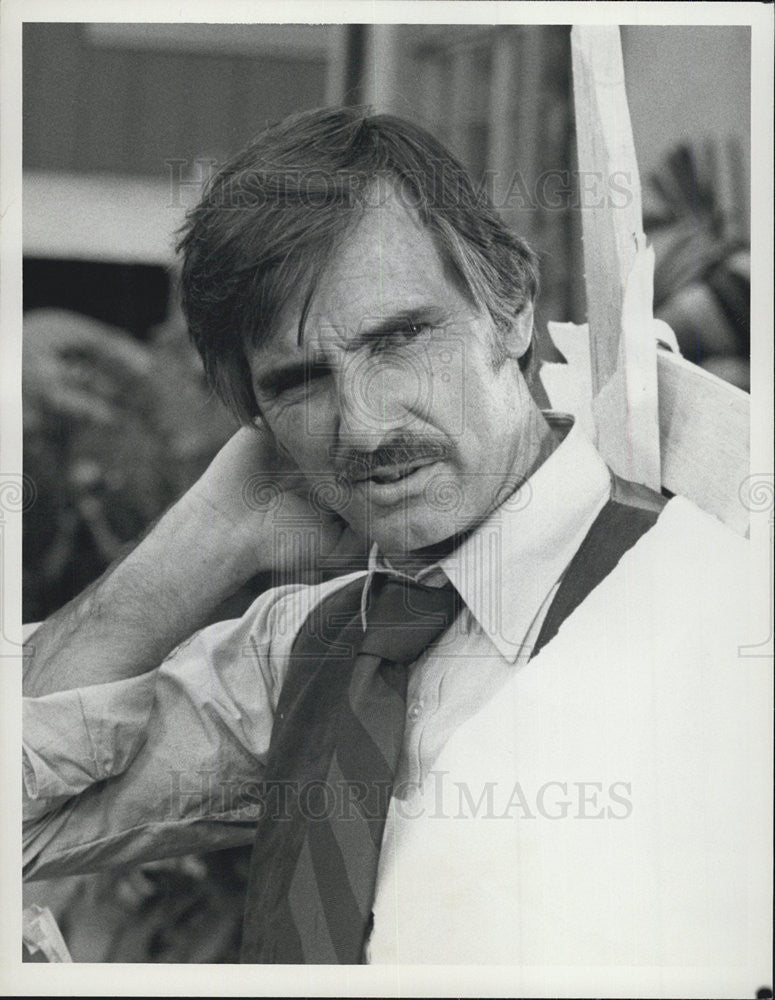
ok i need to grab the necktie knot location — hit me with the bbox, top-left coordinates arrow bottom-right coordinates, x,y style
358,574 -> 459,664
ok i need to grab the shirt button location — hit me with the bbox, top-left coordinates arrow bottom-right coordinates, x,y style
407,700 -> 423,721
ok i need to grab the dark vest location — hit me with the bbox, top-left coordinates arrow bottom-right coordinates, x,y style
240,476 -> 668,962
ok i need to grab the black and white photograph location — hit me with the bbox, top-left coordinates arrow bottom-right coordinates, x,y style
1,1 -> 772,996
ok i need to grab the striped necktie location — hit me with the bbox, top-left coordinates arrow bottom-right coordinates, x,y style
284,572 -> 459,963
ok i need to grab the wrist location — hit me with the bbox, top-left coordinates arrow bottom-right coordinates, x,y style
168,487 -> 270,589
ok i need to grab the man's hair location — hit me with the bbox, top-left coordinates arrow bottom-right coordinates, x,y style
177,106 -> 540,424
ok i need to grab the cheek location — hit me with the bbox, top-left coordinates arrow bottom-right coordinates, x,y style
262,403 -> 306,459
266,399 -> 334,469
461,366 -> 526,452
409,347 -> 467,432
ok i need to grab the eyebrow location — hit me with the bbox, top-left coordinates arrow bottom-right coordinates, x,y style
255,306 -> 446,398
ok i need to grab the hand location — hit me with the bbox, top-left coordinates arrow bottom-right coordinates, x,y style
184,423 -> 368,583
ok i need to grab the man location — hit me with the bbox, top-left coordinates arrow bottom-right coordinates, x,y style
23,108 -> 768,988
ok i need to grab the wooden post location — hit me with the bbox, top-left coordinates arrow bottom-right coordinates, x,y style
361,25 -> 403,115
571,25 -> 661,489
324,26 -> 351,106
488,30 -> 518,216
488,27 -> 542,230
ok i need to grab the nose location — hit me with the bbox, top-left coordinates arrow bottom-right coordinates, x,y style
334,349 -> 426,452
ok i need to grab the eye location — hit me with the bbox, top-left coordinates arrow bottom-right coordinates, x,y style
278,361 -> 330,400
361,316 -> 440,355
257,358 -> 332,404
397,320 -> 433,342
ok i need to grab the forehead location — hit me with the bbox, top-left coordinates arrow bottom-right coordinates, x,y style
263,188 -> 469,356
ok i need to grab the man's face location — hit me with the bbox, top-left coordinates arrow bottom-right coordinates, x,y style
249,188 -> 545,559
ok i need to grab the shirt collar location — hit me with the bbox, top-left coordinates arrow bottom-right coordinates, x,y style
363,415 -> 612,661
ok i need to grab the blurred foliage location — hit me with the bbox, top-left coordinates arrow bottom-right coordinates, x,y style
23,307 -> 240,621
643,141 -> 750,391
22,307 -> 257,963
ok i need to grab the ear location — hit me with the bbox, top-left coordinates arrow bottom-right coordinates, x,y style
503,301 -> 534,359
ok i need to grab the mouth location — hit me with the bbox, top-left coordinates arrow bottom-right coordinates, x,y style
356,456 -> 438,486
351,457 -> 441,503
369,465 -> 424,485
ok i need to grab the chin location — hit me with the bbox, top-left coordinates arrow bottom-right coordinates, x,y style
367,513 -> 460,561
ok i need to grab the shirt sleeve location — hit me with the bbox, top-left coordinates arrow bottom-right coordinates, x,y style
22,580 -> 330,880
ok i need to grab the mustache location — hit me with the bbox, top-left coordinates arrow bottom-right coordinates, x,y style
332,435 -> 448,481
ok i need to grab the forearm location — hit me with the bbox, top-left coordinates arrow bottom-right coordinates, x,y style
23,491 -> 253,697
23,582 -> 291,882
